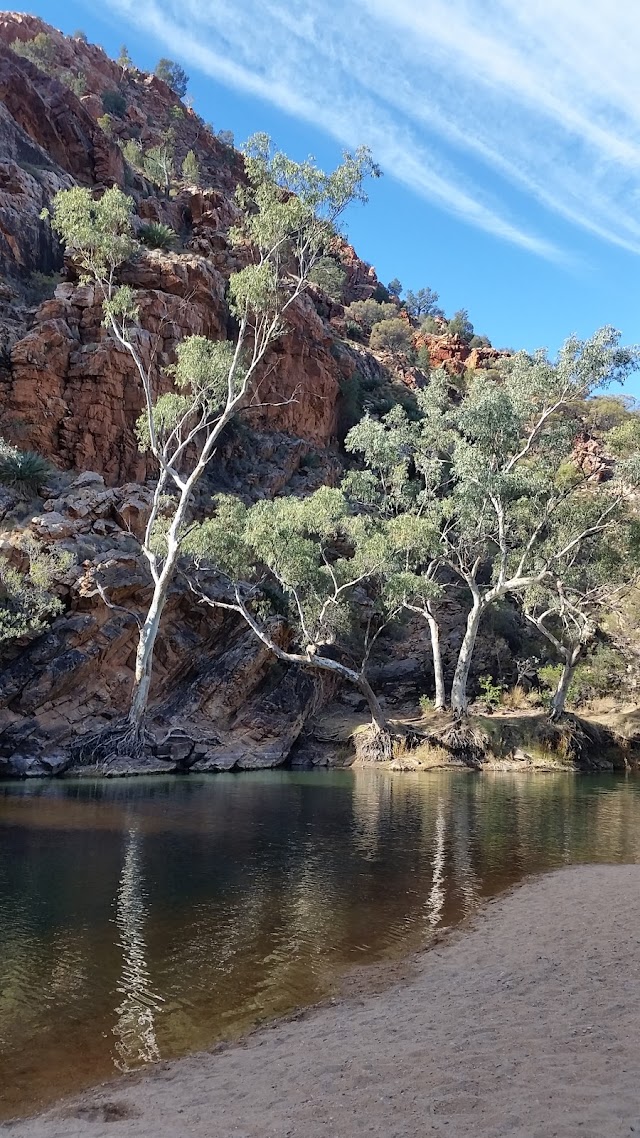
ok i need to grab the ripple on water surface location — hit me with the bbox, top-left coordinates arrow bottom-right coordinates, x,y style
1,768 -> 640,1119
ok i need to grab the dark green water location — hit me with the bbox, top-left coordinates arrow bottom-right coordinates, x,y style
1,769 -> 640,1120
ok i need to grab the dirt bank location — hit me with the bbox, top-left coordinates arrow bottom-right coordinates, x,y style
4,863 -> 640,1138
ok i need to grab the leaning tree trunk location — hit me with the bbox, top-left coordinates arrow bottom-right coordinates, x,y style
450,599 -> 483,718
357,674 -> 389,733
549,652 -> 579,721
424,609 -> 446,711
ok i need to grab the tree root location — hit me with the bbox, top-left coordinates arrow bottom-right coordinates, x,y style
353,723 -> 397,764
70,718 -> 154,768
437,718 -> 490,768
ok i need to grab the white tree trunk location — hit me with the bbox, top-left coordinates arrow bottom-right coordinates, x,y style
357,675 -> 389,733
450,600 -> 483,717
549,648 -> 581,720
425,609 -> 446,711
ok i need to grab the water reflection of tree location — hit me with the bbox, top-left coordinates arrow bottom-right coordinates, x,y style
112,827 -> 164,1072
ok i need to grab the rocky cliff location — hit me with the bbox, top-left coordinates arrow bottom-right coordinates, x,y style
0,14 -> 512,776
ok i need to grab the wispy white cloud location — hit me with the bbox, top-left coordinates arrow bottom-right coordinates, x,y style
102,0 -> 640,260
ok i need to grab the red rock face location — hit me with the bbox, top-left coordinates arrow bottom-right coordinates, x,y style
416,332 -> 509,377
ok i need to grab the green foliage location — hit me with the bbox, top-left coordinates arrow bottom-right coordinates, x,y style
606,417 -> 640,457
72,29 -> 88,42
143,133 -> 175,188
117,44 -> 133,72
119,138 -> 144,170
478,675 -> 504,708
60,70 -> 87,97
469,334 -> 491,349
538,647 -> 626,707
11,33 -> 56,73
0,442 -> 52,497
309,256 -> 347,301
217,129 -> 235,148
181,149 -> 201,185
169,104 -> 184,121
0,538 -> 72,645
138,221 -> 177,250
419,694 -> 434,714
101,89 -> 127,117
369,318 -> 413,356
97,113 -> 113,137
387,278 -> 403,298
372,282 -> 390,303
416,344 -> 431,371
44,185 -> 137,288
420,315 -> 442,335
25,271 -> 61,304
344,299 -> 396,334
154,58 -> 189,97
405,287 -> 442,319
447,308 -> 475,342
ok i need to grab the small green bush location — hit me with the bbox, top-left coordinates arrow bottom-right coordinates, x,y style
217,129 -> 235,148
309,256 -> 347,302
344,299 -> 396,334
97,113 -> 113,137
138,221 -> 177,250
60,70 -> 86,97
11,33 -> 56,74
101,89 -> 127,117
181,149 -> 201,184
419,694 -> 434,714
0,443 -> 52,497
119,138 -> 144,169
26,272 -> 61,304
478,675 -> 504,709
369,318 -> 413,356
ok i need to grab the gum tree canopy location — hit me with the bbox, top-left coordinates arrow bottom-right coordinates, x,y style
45,136 -> 379,759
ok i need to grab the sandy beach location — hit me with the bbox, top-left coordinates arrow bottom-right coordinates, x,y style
3,863 -> 639,1138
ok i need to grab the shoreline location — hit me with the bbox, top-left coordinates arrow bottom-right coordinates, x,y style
4,862 -> 640,1137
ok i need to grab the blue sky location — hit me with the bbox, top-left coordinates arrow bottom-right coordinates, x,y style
24,0 -> 640,392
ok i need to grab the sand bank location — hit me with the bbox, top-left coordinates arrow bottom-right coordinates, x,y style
4,864 -> 640,1138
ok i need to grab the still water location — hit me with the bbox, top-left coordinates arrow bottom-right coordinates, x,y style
1,769 -> 640,1119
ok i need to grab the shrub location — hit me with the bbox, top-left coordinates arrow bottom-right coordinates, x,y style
369,318 -> 413,355
344,299 -> 396,334
468,334 -> 491,349
101,89 -> 126,117
387,277 -> 403,298
478,675 -> 504,709
372,282 -> 390,303
60,70 -> 87,97
416,344 -> 431,371
420,315 -> 442,335
72,30 -> 88,43
217,129 -> 235,148
0,443 -> 52,497
97,113 -> 113,137
154,58 -> 189,97
419,694 -> 434,714
447,308 -> 475,343
606,417 -> 640,457
181,149 -> 201,184
138,221 -> 177,250
309,256 -> 346,302
11,33 -> 56,74
538,646 -> 626,708
119,138 -> 144,169
0,537 -> 72,645
25,271 -> 61,304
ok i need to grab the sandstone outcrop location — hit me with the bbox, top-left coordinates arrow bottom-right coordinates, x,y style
0,14 -> 513,776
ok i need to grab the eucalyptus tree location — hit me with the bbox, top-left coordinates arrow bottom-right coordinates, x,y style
183,487 -> 398,738
344,332 -> 640,717
343,385 -> 453,710
522,487 -> 640,719
427,328 -> 640,715
46,137 -> 378,756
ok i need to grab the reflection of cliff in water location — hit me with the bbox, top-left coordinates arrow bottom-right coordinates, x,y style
112,827 -> 164,1072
